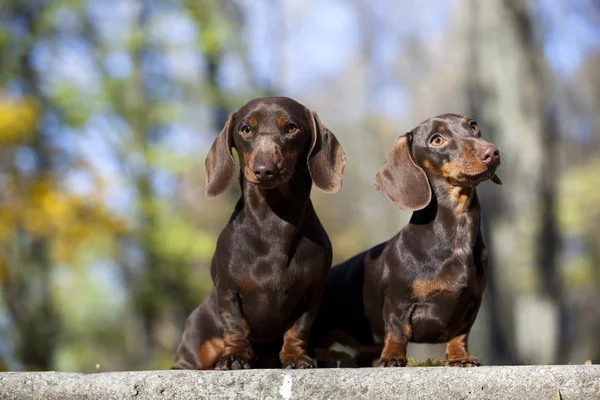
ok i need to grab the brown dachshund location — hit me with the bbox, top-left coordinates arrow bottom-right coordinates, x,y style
310,114 -> 500,367
172,97 -> 345,370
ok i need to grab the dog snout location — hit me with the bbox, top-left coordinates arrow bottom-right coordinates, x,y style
477,144 -> 500,166
253,154 -> 279,181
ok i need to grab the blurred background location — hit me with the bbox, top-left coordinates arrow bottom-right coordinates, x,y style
0,0 -> 599,372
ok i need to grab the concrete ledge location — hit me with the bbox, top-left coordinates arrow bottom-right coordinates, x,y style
0,366 -> 598,400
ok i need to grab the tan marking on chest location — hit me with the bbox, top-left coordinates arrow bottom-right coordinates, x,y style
448,186 -> 473,214
412,277 -> 462,299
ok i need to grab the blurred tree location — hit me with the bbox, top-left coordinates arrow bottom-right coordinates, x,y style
468,0 -> 568,364
78,0 -> 256,368
559,43 -> 600,362
0,1 -> 124,370
0,0 -> 599,371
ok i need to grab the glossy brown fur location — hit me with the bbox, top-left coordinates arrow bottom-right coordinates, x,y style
310,114 -> 500,368
173,97 -> 345,370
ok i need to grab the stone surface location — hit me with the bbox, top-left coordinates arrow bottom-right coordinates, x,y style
0,366 -> 598,399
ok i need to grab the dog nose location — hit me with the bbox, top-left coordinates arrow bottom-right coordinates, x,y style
478,144 -> 500,166
253,160 -> 278,180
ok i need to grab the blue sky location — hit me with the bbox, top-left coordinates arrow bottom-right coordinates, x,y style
537,0 -> 600,76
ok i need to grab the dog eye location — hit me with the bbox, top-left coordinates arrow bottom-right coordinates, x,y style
430,135 -> 445,147
241,125 -> 252,135
286,124 -> 298,134
469,121 -> 480,135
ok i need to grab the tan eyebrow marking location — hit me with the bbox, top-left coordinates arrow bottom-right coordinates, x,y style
276,116 -> 287,127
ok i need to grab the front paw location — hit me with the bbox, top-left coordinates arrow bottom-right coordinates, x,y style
444,356 -> 480,367
215,352 -> 251,370
378,356 -> 407,367
280,352 -> 316,369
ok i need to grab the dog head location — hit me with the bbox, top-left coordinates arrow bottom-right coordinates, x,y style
205,97 -> 345,197
375,114 -> 501,211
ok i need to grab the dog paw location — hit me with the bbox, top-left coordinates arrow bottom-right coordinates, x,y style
280,352 -> 316,369
444,356 -> 480,367
215,353 -> 251,370
378,356 -> 407,367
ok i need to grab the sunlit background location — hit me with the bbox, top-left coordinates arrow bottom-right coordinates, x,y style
0,0 -> 599,371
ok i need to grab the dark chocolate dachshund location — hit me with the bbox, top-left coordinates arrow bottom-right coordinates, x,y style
311,114 -> 500,367
172,97 -> 345,370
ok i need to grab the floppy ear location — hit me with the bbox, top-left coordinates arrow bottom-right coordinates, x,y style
205,113 -> 235,198
307,111 -> 346,193
375,133 -> 431,211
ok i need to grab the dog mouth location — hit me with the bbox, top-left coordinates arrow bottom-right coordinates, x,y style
244,168 -> 293,189
459,144 -> 502,185
462,167 -> 501,186
255,181 -> 282,190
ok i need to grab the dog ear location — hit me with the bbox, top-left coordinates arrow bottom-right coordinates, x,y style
307,111 -> 346,193
375,133 -> 431,211
205,113 -> 235,198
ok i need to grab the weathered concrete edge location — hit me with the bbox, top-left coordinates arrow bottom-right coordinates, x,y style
0,366 -> 598,400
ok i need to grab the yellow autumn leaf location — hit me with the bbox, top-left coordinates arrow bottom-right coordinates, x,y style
0,95 -> 39,144
0,176 -> 127,266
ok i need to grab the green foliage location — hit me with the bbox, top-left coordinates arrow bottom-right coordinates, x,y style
558,159 -> 600,288
53,265 -> 127,372
146,148 -> 201,175
50,84 -> 97,128
0,0 -> 245,371
151,213 -> 216,262
559,160 -> 600,235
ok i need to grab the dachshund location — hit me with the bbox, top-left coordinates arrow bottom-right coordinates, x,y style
311,114 -> 500,368
172,97 -> 345,370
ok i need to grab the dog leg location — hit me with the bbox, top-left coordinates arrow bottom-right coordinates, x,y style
215,290 -> 252,370
280,290 -> 324,369
444,333 -> 480,367
378,300 -> 413,367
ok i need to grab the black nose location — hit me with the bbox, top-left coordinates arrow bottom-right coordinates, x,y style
477,144 -> 500,166
253,160 -> 278,181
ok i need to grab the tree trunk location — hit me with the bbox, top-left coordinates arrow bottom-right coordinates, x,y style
468,0 -> 565,364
